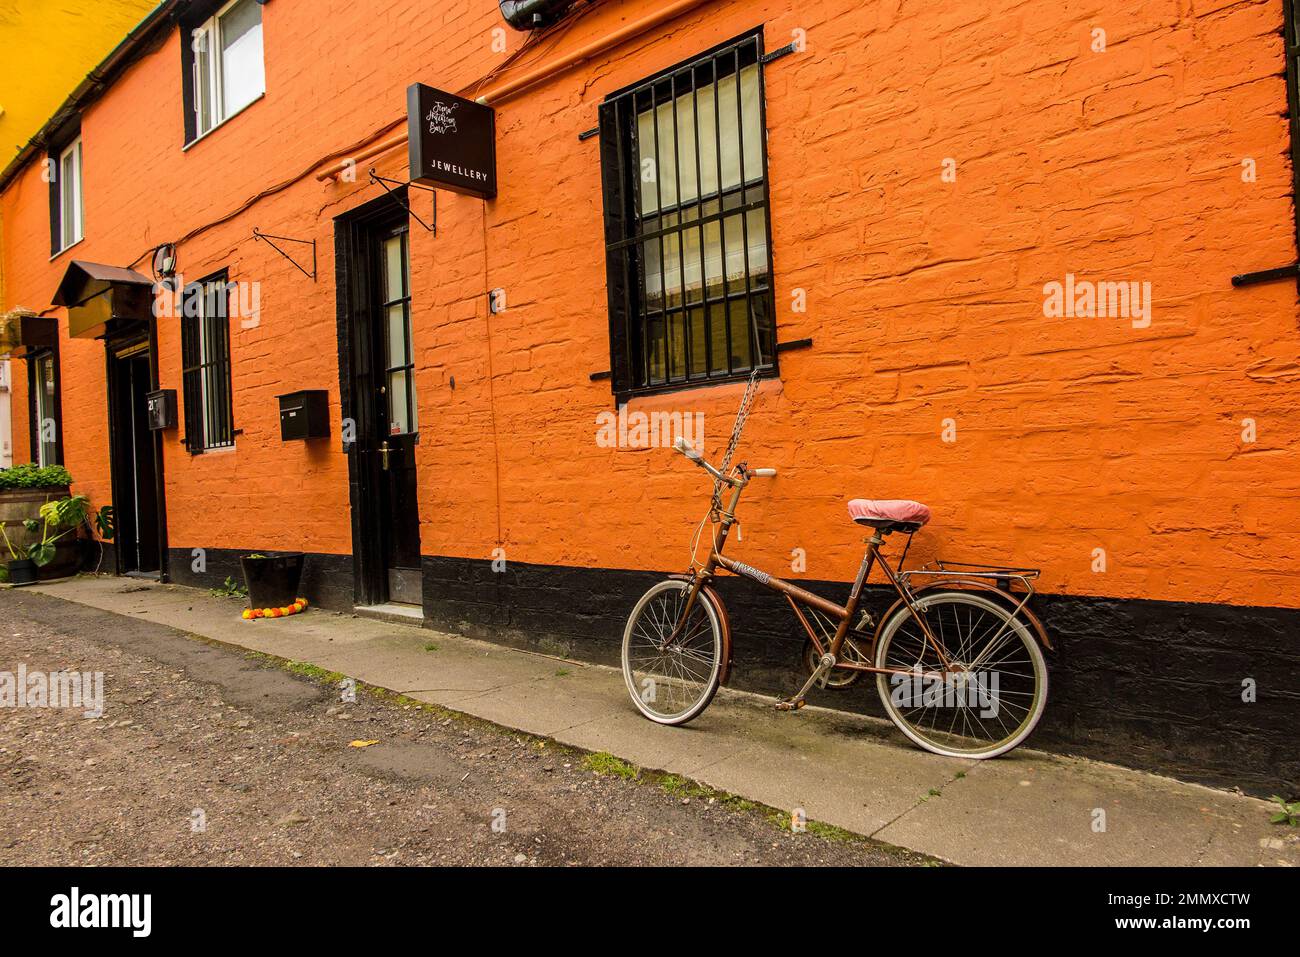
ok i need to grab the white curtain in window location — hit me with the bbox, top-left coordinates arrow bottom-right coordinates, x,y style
638,64 -> 765,303
637,63 -> 761,216
220,0 -> 265,118
59,140 -> 82,249
643,209 -> 768,303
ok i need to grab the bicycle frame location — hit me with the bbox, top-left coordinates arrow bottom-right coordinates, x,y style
667,465 -> 955,680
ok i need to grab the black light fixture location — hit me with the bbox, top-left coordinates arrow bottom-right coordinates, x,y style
152,243 -> 178,291
498,0 -> 576,31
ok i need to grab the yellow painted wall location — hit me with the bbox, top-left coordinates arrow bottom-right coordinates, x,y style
0,0 -> 157,159
0,0 -> 156,301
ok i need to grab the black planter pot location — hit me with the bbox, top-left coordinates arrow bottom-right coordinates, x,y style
5,559 -> 38,586
240,552 -> 305,610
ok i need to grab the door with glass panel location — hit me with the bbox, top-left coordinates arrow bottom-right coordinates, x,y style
369,223 -> 422,606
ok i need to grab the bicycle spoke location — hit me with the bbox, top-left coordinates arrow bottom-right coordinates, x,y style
877,594 -> 1046,757
623,582 -> 722,724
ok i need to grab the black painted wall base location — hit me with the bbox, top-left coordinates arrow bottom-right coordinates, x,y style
167,547 -> 354,612
158,546 -> 1295,796
422,555 -> 1300,798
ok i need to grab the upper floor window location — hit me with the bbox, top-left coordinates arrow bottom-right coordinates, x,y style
598,31 -> 777,400
185,0 -> 265,142
50,136 -> 83,255
181,272 -> 235,452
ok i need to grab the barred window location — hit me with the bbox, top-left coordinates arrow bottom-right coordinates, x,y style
599,31 -> 777,399
181,273 -> 235,452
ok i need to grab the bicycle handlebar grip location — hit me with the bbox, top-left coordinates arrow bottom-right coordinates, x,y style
673,436 -> 704,463
752,468 -> 777,477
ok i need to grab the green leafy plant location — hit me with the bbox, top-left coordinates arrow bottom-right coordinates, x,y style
2,495 -> 89,566
211,576 -> 247,599
0,463 -> 73,490
1269,796 -> 1299,826
94,504 -> 116,541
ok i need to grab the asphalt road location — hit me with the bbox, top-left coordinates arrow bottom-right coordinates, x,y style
0,588 -> 928,866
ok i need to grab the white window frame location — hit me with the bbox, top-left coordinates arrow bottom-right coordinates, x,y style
33,352 -> 58,467
56,137 -> 83,253
190,0 -> 265,140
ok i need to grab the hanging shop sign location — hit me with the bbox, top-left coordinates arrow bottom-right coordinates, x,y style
406,83 -> 497,199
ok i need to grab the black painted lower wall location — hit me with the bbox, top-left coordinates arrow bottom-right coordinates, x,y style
167,547 -> 354,612
166,547 -> 1297,797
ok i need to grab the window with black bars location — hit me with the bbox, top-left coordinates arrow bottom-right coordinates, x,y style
599,30 -> 778,399
181,273 -> 235,452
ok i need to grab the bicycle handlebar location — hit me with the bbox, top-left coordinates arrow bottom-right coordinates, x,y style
673,436 -> 728,483
673,437 -> 776,483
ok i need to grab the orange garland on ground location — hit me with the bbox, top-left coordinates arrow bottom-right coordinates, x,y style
242,598 -> 309,620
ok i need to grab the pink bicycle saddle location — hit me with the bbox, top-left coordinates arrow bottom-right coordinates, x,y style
847,499 -> 932,531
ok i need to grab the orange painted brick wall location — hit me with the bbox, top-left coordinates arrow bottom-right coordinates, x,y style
4,0 -> 1299,609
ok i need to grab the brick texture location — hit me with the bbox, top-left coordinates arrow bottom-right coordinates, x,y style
1,0 -> 1298,616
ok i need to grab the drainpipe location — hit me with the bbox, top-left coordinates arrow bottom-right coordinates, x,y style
315,0 -> 714,181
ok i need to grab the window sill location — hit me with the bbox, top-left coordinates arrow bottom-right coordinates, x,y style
182,93 -> 265,152
615,367 -> 780,405
49,237 -> 84,263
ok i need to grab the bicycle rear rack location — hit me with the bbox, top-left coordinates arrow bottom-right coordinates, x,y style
899,560 -> 1040,599
897,559 -> 1050,650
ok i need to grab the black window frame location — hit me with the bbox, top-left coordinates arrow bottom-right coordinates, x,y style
180,270 -> 236,453
598,28 -> 779,402
26,345 -> 64,466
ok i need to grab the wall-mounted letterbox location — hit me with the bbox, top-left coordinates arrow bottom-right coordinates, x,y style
277,390 -> 330,441
145,389 -> 177,431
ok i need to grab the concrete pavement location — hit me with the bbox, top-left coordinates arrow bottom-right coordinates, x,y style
20,574 -> 1300,866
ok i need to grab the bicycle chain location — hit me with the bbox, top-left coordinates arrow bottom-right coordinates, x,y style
710,368 -> 762,513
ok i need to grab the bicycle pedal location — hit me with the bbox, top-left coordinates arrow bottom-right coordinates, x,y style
774,698 -> 805,712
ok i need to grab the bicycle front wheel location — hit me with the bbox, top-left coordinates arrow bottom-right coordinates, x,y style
622,580 -> 723,725
875,591 -> 1047,758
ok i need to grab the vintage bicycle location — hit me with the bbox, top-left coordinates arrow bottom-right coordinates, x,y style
620,375 -> 1051,758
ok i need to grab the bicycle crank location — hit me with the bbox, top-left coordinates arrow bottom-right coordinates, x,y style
776,654 -> 836,711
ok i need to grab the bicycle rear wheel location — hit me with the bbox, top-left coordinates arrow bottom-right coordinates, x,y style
875,591 -> 1047,758
622,580 -> 723,725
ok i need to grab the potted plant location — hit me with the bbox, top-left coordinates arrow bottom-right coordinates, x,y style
0,463 -> 73,578
1,494 -> 89,585
240,551 -> 305,611
0,527 -> 38,585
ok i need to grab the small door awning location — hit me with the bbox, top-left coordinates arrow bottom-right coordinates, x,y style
0,308 -> 57,358
52,260 -> 153,339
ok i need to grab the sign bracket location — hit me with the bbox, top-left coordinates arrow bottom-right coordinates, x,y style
252,228 -> 316,281
369,169 -> 437,235
1230,263 -> 1300,287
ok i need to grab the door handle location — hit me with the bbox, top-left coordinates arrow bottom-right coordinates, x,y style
378,441 -> 391,471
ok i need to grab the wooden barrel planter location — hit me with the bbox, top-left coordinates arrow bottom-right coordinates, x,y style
0,485 -> 81,580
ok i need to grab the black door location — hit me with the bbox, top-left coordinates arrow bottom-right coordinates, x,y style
339,200 -> 423,609
107,340 -> 162,575
370,223 -> 422,605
